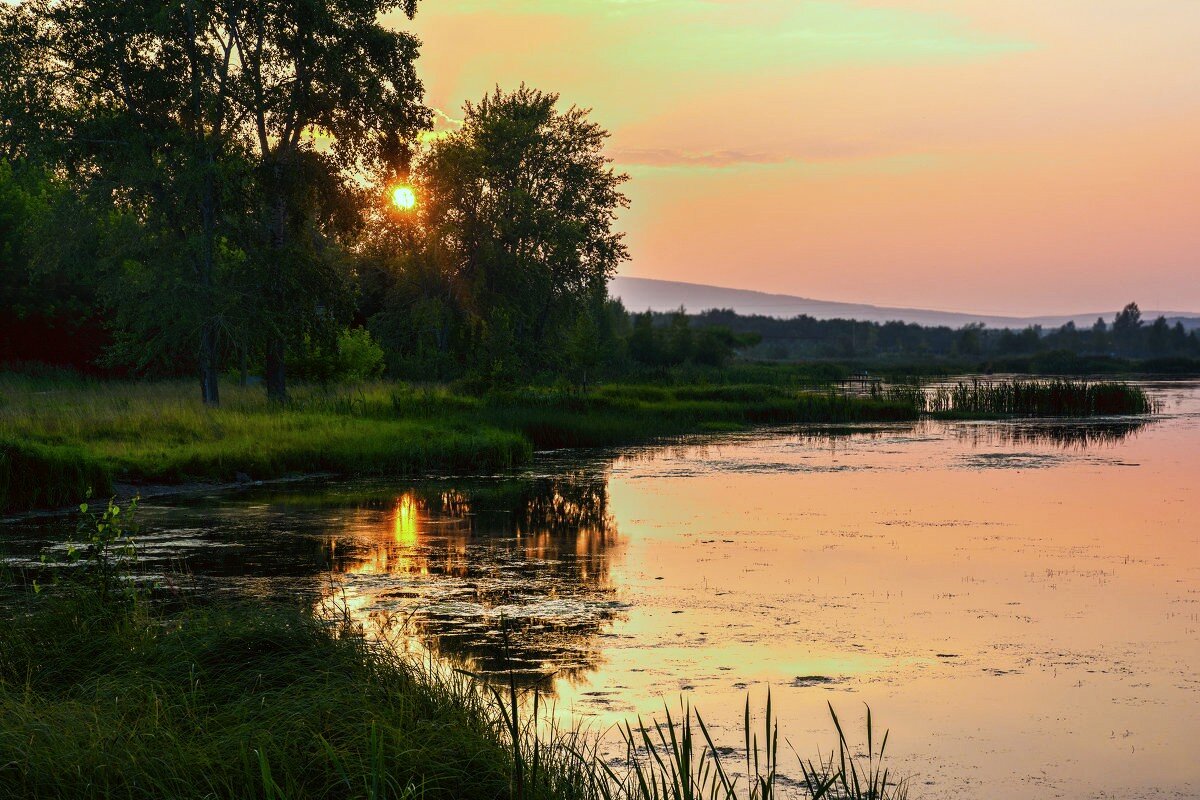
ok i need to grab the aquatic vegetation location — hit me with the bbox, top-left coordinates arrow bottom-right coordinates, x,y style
951,419 -> 1149,449
872,378 -> 1154,417
1,491 -> 907,799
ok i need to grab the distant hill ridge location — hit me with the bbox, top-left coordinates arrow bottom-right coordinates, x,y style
610,277 -> 1200,331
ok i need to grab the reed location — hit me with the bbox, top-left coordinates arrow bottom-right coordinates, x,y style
871,378 -> 1154,418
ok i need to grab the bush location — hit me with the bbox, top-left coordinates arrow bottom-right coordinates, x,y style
288,328 -> 386,383
335,328 -> 386,381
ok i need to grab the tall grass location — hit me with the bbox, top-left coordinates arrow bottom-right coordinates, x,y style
0,439 -> 112,512
0,596 -> 528,799
484,386 -> 916,449
871,378 -> 1154,418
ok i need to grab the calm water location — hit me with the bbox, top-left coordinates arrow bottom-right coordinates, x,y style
4,381 -> 1198,798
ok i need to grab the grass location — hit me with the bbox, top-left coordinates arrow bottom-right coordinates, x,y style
482,385 -> 916,449
0,596 -> 528,800
902,378 -> 1156,417
0,587 -> 907,800
0,374 -> 917,512
0,489 -> 909,800
0,438 -> 113,513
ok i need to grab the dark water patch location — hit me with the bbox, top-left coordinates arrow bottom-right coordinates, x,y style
961,452 -> 1062,470
790,675 -> 843,687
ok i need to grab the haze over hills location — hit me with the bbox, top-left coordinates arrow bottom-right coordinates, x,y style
611,277 -> 1200,331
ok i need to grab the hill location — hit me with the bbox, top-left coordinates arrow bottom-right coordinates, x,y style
610,277 -> 1200,330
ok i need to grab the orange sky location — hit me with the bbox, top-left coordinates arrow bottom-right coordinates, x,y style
389,1 -> 1200,315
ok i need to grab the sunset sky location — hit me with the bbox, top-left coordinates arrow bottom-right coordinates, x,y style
391,1 -> 1200,316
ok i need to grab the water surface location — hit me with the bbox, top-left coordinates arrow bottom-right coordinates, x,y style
4,381 -> 1198,799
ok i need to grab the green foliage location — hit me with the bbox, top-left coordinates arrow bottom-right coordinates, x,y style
62,495 -> 141,606
689,305 -> 1200,364
289,328 -> 388,384
0,377 -> 530,512
627,311 -> 761,370
484,384 -> 917,449
336,329 -> 388,381
0,590 -> 909,800
0,598 -> 526,800
0,374 -> 920,511
1,0 -> 431,403
368,85 -> 629,384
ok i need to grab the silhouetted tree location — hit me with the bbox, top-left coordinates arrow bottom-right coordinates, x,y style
1,0 -> 257,403
1112,302 -> 1142,354
229,0 -> 430,400
416,85 -> 629,377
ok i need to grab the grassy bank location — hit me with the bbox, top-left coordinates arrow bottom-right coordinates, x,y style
0,374 -> 917,512
0,596 -> 537,799
0,371 -> 1155,514
0,438 -> 113,512
0,588 -> 906,800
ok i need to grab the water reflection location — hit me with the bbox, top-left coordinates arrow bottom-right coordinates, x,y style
951,419 -> 1150,449
4,388 -> 1197,798
0,472 -> 625,691
311,476 -> 623,688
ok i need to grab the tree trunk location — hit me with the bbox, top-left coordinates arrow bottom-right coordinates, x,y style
265,337 -> 287,402
199,321 -> 220,406
263,161 -> 289,403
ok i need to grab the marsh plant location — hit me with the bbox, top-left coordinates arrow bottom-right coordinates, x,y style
471,654 -> 907,800
872,378 -> 1153,417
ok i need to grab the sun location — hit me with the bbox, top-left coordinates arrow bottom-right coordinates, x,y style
391,185 -> 416,211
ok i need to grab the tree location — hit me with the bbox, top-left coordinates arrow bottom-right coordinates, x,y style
1113,302 -> 1142,354
1147,316 -> 1170,355
1090,317 -> 1109,353
2,0 -> 256,403
955,323 -> 984,357
228,0 -> 430,400
565,310 -> 602,390
627,311 -> 660,367
416,85 -> 629,377
1,0 -> 430,403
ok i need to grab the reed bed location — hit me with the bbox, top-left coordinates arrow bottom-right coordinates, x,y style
873,378 -> 1154,418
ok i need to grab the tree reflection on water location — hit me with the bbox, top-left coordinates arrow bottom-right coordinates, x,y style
309,473 -> 623,690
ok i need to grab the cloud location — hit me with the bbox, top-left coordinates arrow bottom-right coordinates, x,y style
610,147 -> 793,168
609,142 -> 940,172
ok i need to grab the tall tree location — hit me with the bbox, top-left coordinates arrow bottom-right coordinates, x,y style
1112,302 -> 1142,354
2,0 -> 249,403
228,0 -> 430,400
416,85 -> 629,375
2,0 -> 429,401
